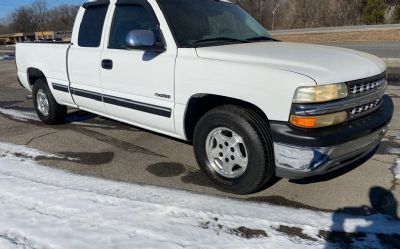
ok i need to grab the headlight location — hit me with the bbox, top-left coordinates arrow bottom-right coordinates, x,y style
293,83 -> 348,103
290,111 -> 348,128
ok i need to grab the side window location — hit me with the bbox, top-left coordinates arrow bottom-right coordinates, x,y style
78,5 -> 108,47
109,5 -> 159,49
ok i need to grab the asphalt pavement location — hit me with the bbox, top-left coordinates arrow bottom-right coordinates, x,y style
0,60 -> 399,217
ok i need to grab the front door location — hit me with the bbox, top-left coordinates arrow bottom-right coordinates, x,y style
100,1 -> 177,134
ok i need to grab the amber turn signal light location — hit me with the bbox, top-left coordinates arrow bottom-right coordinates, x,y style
290,111 -> 347,128
290,116 -> 318,128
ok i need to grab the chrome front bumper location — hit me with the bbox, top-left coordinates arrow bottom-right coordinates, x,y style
271,95 -> 393,180
274,125 -> 387,179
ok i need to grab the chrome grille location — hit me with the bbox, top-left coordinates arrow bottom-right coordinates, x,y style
349,98 -> 381,116
349,77 -> 386,95
293,72 -> 387,122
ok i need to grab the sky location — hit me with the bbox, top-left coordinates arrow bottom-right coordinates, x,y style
0,0 -> 85,19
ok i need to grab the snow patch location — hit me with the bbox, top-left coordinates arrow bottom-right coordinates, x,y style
0,107 -> 39,121
394,158 -> 400,180
0,55 -> 15,61
0,107 -> 117,128
0,142 -> 399,249
70,121 -> 117,129
0,142 -> 65,160
385,147 -> 400,155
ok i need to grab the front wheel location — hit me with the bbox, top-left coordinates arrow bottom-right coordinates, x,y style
193,105 -> 275,195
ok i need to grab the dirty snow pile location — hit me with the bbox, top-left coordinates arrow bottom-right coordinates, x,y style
395,158 -> 400,180
0,142 -> 399,249
0,106 -> 119,128
0,55 -> 14,61
386,147 -> 400,155
0,107 -> 40,121
0,143 -> 62,159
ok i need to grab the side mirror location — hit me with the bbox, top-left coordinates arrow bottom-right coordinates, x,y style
125,30 -> 165,52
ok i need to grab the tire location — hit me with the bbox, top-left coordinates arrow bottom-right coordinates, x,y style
32,79 -> 67,125
193,105 -> 275,195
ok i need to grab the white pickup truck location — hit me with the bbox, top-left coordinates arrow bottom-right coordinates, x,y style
16,0 -> 393,194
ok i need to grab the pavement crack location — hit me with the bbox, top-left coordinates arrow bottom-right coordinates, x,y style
0,105 -> 167,158
25,131 -> 58,146
371,158 -> 393,165
70,126 -> 166,158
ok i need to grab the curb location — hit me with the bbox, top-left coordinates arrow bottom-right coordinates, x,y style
384,58 -> 400,68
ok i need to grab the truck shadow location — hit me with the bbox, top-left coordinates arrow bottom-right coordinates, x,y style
323,186 -> 400,249
64,110 -> 98,123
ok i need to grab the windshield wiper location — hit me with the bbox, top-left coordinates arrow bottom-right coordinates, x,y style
191,37 -> 249,45
245,36 -> 279,42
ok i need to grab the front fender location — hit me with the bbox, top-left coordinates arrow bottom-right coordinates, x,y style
175,49 -> 317,122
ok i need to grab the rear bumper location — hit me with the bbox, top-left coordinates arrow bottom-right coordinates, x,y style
271,95 -> 393,179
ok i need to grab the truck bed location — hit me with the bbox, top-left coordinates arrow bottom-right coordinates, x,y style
16,43 -> 71,91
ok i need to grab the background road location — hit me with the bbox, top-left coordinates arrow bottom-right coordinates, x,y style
271,24 -> 400,35
0,59 -> 399,216
322,41 -> 400,59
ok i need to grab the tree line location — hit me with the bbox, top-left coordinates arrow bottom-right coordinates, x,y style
234,0 -> 400,30
0,0 -> 78,34
0,0 -> 399,34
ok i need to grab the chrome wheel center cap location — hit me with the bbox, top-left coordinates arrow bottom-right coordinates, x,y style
37,89 -> 49,116
205,127 -> 248,179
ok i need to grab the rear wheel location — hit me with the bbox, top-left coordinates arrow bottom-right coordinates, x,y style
32,79 -> 67,125
193,105 -> 275,195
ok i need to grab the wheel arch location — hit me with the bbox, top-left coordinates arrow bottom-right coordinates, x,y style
184,93 -> 270,141
27,67 -> 47,87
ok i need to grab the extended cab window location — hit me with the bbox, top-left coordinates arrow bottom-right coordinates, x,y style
109,5 -> 159,49
78,5 -> 108,47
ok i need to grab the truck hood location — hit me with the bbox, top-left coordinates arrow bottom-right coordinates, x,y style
195,42 -> 387,85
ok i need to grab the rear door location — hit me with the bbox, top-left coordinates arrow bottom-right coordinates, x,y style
68,2 -> 110,114
100,0 -> 177,134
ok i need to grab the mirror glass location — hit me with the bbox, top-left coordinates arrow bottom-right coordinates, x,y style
125,30 -> 155,48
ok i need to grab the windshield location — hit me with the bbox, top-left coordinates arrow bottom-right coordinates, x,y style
158,0 -> 273,47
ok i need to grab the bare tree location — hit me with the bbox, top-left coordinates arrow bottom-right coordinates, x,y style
31,0 -> 48,32
9,7 -> 36,33
1,0 -> 399,35
0,18 -> 10,34
256,0 -> 268,23
271,0 -> 280,30
47,5 -> 79,31
4,0 -> 79,34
